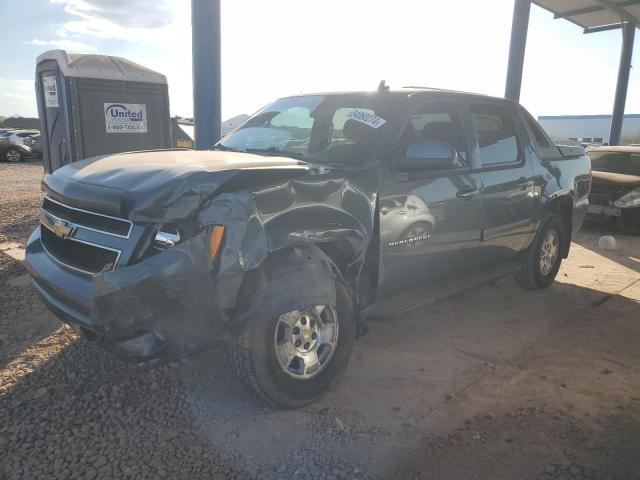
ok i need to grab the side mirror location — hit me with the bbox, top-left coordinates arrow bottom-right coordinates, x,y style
396,140 -> 456,172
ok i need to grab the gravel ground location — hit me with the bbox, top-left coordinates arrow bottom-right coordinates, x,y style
1,161 -> 640,479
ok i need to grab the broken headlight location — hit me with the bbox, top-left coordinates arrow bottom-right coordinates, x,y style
153,226 -> 181,250
614,188 -> 640,208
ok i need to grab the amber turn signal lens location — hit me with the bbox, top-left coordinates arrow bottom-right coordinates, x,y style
208,225 -> 225,260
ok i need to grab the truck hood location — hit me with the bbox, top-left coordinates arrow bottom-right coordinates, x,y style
42,149 -> 310,222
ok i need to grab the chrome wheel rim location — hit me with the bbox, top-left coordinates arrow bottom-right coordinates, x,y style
274,305 -> 339,380
6,150 -> 20,163
539,229 -> 559,276
407,224 -> 430,238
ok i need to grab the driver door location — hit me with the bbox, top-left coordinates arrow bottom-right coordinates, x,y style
377,97 -> 484,298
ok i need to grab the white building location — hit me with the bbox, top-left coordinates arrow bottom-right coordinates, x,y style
537,114 -> 640,144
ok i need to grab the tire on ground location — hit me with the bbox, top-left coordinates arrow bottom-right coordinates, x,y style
514,215 -> 564,290
229,246 -> 356,408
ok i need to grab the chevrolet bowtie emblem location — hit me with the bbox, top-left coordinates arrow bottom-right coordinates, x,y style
42,212 -> 76,239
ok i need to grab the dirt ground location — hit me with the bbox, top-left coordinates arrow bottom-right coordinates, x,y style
1,161 -> 639,480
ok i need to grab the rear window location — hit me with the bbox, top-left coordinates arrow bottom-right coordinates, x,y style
519,107 -> 561,159
469,102 -> 520,166
589,151 -> 640,176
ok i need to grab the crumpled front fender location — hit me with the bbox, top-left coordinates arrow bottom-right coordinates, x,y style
91,233 -> 227,358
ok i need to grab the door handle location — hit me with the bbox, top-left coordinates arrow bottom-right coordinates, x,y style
456,186 -> 480,199
517,178 -> 534,190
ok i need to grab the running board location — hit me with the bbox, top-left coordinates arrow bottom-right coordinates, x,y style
364,261 -> 520,318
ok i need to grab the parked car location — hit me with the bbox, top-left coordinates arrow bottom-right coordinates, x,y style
0,140 -> 32,162
7,129 -> 40,146
25,88 -> 591,407
587,145 -> 640,230
23,133 -> 42,157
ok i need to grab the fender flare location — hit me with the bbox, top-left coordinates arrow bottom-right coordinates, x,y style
232,244 -> 339,324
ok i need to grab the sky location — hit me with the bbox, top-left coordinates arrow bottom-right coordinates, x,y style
0,0 -> 639,121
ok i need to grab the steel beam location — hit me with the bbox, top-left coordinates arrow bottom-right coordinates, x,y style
555,0 -> 640,20
592,0 -> 640,27
505,0 -> 532,101
609,22 -> 635,145
191,0 -> 221,149
584,23 -> 623,34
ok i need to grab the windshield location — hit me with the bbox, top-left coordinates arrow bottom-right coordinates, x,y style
590,151 -> 640,176
219,94 -> 389,166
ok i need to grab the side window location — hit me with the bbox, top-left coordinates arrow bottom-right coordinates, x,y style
469,102 -> 520,166
519,107 -> 561,159
395,100 -> 469,169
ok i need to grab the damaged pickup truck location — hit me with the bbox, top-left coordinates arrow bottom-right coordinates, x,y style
25,88 -> 592,407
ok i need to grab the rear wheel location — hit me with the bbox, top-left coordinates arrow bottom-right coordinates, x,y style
229,271 -> 355,408
514,216 -> 564,290
401,221 -> 433,241
5,149 -> 22,163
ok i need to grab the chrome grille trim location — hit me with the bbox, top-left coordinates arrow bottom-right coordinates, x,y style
40,222 -> 122,276
43,195 -> 133,239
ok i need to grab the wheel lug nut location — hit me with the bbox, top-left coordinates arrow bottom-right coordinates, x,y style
304,342 -> 310,350
310,319 -> 315,327
295,339 -> 302,347
301,317 -> 307,326
292,327 -> 300,335
311,332 -> 317,339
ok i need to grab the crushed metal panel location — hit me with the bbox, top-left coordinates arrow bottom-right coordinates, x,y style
92,234 -> 226,356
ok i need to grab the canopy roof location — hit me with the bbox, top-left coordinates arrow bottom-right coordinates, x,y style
533,0 -> 640,32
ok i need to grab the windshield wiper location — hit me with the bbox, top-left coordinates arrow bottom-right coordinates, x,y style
245,148 -> 308,161
211,144 -> 240,152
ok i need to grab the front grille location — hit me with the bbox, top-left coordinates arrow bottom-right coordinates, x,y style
43,197 -> 131,237
41,225 -> 120,275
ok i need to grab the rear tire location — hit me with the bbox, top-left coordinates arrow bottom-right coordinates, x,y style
229,271 -> 355,408
514,216 -> 564,290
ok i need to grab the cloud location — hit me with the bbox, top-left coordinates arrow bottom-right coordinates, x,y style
0,80 -> 37,117
49,0 -> 178,45
29,38 -> 96,52
51,0 -> 172,29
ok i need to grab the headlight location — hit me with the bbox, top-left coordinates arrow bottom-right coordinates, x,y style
153,227 -> 181,250
614,189 -> 640,208
208,225 -> 225,260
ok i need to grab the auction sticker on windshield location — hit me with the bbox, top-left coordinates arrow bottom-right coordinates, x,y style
346,110 -> 386,129
104,103 -> 148,133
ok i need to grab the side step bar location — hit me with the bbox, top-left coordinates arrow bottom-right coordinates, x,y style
364,261 -> 521,318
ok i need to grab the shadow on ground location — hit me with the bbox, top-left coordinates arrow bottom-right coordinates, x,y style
2,273 -> 640,479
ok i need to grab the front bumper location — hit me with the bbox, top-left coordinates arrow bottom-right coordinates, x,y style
587,203 -> 622,218
587,203 -> 640,229
25,227 -> 229,362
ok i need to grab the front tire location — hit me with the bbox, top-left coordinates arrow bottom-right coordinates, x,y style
514,216 -> 564,290
229,272 -> 355,408
5,148 -> 23,163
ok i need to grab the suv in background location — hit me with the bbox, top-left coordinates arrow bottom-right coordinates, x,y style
7,130 -> 40,146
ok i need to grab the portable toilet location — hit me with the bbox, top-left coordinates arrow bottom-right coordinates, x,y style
35,50 -> 171,173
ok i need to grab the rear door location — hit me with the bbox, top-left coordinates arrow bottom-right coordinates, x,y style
377,96 -> 484,298
463,100 -> 535,266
